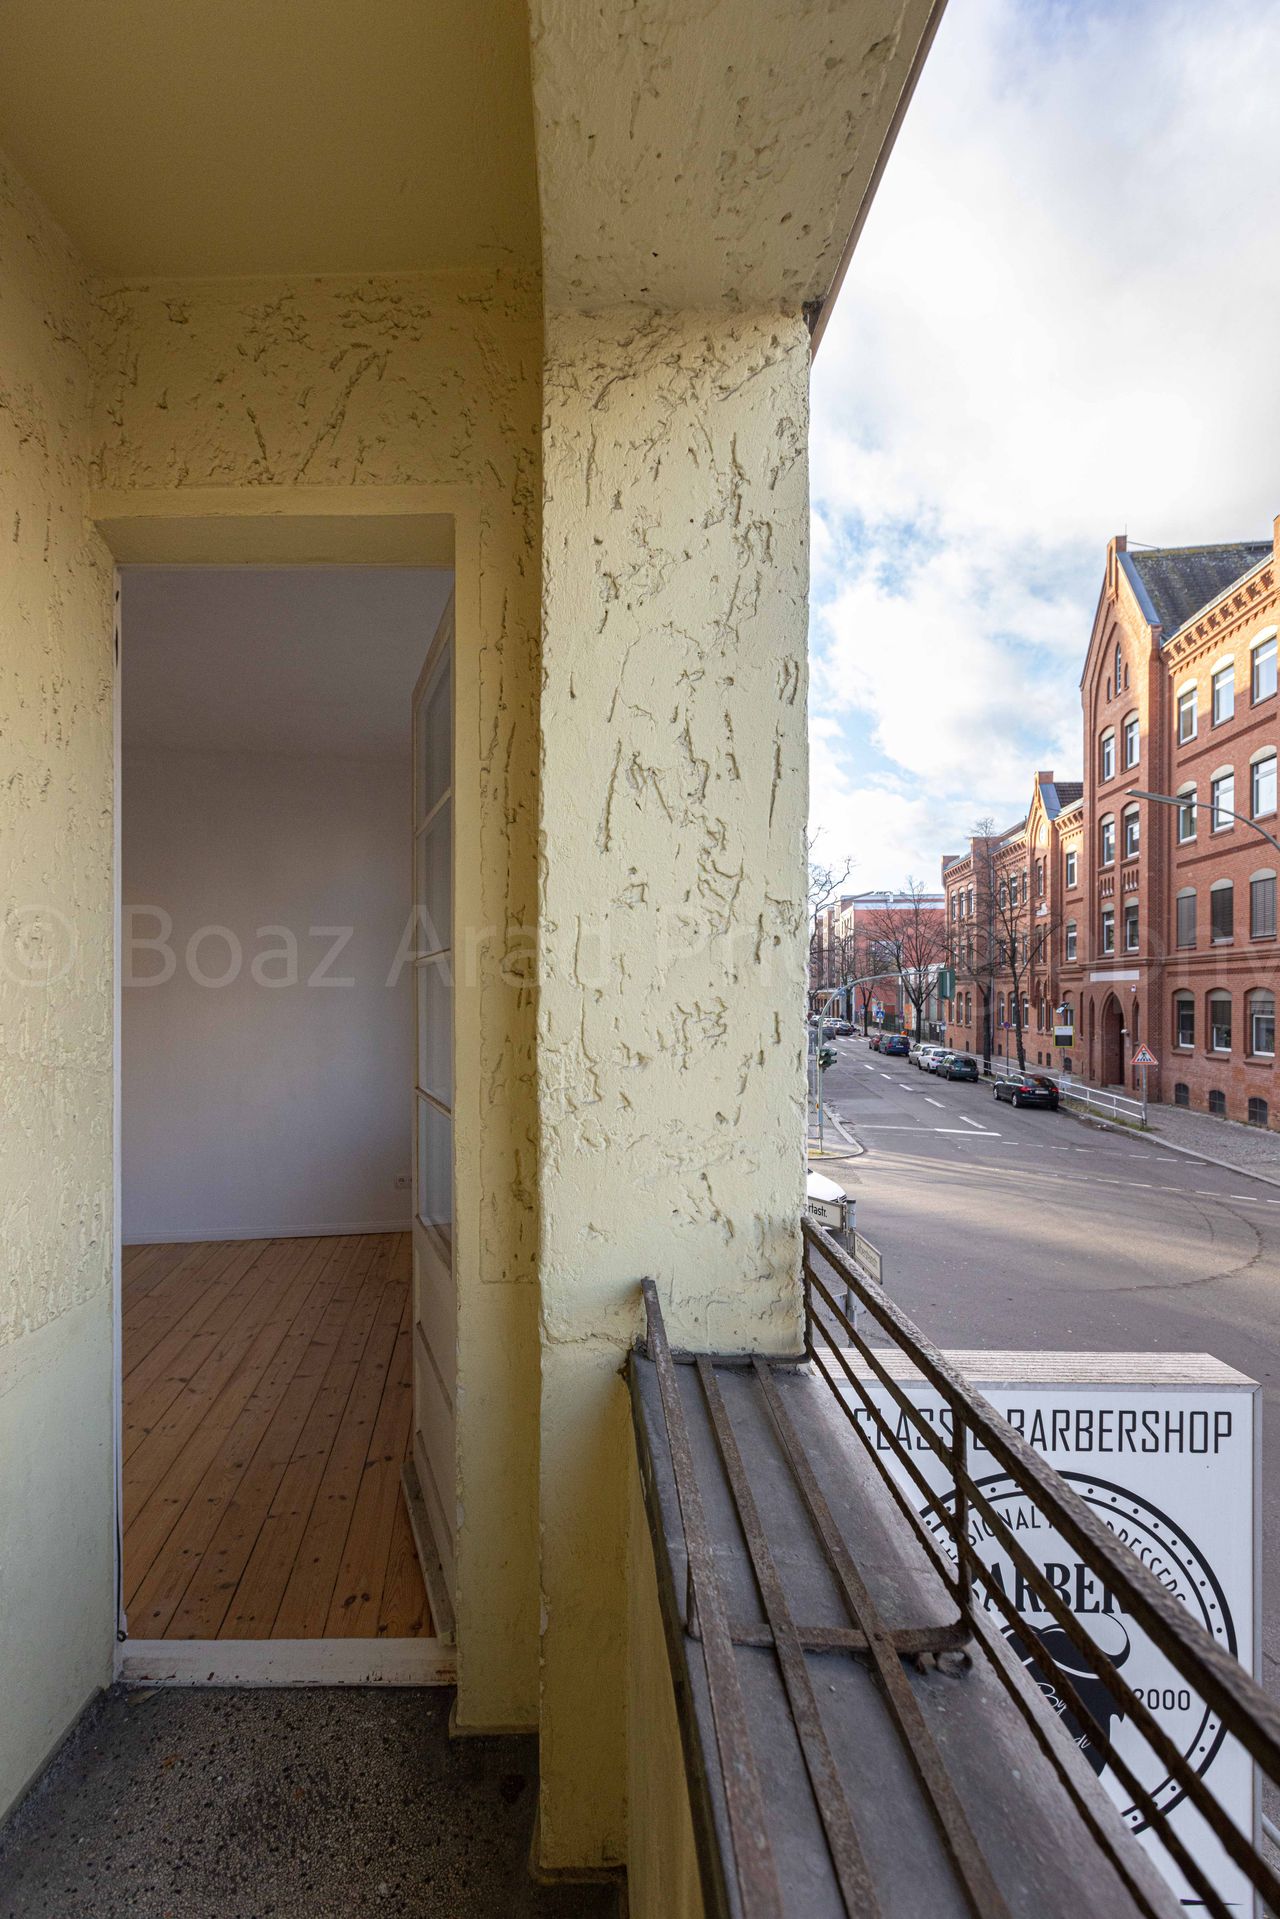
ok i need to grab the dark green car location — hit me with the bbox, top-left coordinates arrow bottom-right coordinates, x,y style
941,1053 -> 978,1081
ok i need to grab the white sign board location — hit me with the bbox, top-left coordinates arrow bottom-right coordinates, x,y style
841,1353 -> 1259,1911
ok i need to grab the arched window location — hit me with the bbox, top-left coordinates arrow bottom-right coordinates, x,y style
1210,878 -> 1234,943
1249,1097 -> 1270,1128
1250,747 -> 1277,820
1100,729 -> 1116,782
1249,989 -> 1275,1058
1174,992 -> 1194,1049
1174,1082 -> 1190,1107
1251,628 -> 1277,704
1208,990 -> 1232,1053
1251,869 -> 1277,939
1114,640 -> 1122,691
1211,765 -> 1235,831
1099,814 -> 1115,865
1209,1089 -> 1227,1117
1176,782 -> 1197,843
1122,802 -> 1140,858
1122,712 -> 1139,768
1177,680 -> 1198,743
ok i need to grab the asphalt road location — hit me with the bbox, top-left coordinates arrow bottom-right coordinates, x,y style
815,1034 -> 1280,1703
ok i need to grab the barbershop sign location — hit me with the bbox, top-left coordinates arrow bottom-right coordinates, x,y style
844,1354 -> 1259,1911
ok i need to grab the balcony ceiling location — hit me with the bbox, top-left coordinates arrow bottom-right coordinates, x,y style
0,0 -> 539,278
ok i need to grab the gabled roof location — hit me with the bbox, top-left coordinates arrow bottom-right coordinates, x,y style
1039,778 -> 1082,818
1122,543 -> 1271,641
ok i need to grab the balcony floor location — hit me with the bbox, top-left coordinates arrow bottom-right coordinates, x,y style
123,1232 -> 429,1641
0,1687 -> 619,1918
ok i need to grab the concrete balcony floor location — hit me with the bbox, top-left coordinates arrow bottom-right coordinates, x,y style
0,1688 -> 619,1919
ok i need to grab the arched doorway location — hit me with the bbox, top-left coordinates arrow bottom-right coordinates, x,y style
1100,993 -> 1125,1086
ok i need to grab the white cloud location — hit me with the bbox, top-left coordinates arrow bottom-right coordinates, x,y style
809,0 -> 1280,882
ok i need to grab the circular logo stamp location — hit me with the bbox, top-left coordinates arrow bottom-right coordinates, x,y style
927,1471 -> 1235,1830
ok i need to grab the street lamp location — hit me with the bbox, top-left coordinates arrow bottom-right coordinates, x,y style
1127,787 -> 1280,858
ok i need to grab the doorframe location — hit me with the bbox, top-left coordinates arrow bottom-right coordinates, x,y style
101,485 -> 474,1686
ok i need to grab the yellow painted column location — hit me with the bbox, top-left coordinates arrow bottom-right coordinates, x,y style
536,307 -> 811,1867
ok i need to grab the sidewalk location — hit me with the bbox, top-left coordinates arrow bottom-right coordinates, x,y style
1074,1097 -> 1280,1188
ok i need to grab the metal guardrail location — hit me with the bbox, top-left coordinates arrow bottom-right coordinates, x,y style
986,1058 -> 1145,1125
801,1216 -> 1280,1919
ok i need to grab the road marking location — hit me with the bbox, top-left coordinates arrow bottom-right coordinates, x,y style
960,1116 -> 984,1130
925,1097 -> 944,1109
880,1072 -> 892,1080
936,1128 -> 1001,1137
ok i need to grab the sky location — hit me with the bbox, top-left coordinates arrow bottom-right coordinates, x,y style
808,0 -> 1280,891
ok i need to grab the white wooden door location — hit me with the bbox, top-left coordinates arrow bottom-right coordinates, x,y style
407,596 -> 456,1625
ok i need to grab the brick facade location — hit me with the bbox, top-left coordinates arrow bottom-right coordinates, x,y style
942,520 -> 1280,1128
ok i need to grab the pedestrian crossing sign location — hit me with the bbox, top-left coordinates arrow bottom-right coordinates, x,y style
1132,1043 -> 1157,1067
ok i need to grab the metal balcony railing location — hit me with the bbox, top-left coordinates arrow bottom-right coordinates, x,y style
802,1217 -> 1280,1918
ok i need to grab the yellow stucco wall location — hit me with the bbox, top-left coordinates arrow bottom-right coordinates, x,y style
0,153 -> 117,1816
627,1448 -> 706,1919
90,267 -> 545,1733
537,307 -> 811,1865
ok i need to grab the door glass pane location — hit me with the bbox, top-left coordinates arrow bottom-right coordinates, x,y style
417,957 -> 452,1105
415,799 -> 452,956
417,1093 -> 453,1242
416,649 -> 452,824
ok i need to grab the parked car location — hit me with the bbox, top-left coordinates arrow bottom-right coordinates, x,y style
940,1052 -> 978,1081
867,1031 -> 883,1051
994,1072 -> 1060,1109
925,1048 -> 951,1073
913,1043 -> 944,1071
832,1020 -> 855,1037
880,1034 -> 910,1057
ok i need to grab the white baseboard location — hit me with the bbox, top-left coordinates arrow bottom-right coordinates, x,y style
116,1637 -> 456,1687
122,1218 -> 411,1246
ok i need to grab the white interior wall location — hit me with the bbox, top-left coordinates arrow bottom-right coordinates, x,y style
121,565 -> 452,1243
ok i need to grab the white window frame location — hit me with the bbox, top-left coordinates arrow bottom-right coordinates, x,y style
1099,814 -> 1115,866
1176,783 -> 1197,843
1100,906 -> 1115,955
1122,804 -> 1140,859
1251,628 -> 1278,705
1174,992 -> 1195,1050
1064,920 -> 1077,961
1065,848 -> 1077,888
1211,767 -> 1235,832
1177,682 -> 1198,743
1122,712 -> 1140,768
1123,902 -> 1139,951
1250,747 -> 1277,820
1250,989 -> 1276,1058
1212,662 -> 1235,726
1100,729 -> 1116,782
1209,991 -> 1232,1055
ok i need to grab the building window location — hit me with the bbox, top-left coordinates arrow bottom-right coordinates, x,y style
1114,641 -> 1122,692
1174,993 -> 1194,1049
1123,713 -> 1139,768
1209,991 -> 1232,1053
1253,632 -> 1277,704
1177,686 -> 1197,743
1123,902 -> 1139,951
1209,1089 -> 1227,1117
1210,880 -> 1234,943
1249,1097 -> 1269,1128
1177,785 -> 1197,842
996,992 -> 1005,1026
1174,1081 -> 1190,1107
1211,769 -> 1235,831
1100,730 -> 1115,781
1250,990 -> 1276,1058
1099,815 -> 1115,865
1122,804 -> 1140,858
1064,920 -> 1077,961
1100,907 -> 1115,954
1212,664 -> 1235,726
1176,890 -> 1196,948
1065,849 -> 1077,888
1251,871 -> 1277,939
1251,750 -> 1277,819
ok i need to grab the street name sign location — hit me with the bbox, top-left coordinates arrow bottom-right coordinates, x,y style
841,1352 -> 1259,1911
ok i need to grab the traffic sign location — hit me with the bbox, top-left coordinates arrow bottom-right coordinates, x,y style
1132,1043 -> 1157,1067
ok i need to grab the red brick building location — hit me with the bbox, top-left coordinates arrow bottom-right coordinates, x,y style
942,519 -> 1280,1127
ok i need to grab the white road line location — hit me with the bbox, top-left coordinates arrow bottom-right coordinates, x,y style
936,1128 -> 1000,1137
960,1116 -> 984,1130
880,1073 -> 892,1080
925,1097 -> 944,1109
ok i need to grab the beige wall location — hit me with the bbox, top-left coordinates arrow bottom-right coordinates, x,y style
0,154 -> 116,1815
91,270 -> 545,1731
537,307 -> 811,1866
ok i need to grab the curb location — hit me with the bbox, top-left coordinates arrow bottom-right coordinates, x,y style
1067,1106 -> 1280,1194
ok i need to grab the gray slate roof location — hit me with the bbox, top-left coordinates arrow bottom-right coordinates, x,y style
1124,542 -> 1271,640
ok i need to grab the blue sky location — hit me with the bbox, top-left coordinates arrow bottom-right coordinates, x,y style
807,0 -> 1280,887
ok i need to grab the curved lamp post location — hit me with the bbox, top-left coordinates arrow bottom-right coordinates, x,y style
1127,787 -> 1280,859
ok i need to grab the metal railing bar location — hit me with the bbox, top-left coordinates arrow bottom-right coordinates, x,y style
803,1222 -> 1280,1781
752,1357 -> 1012,1919
695,1357 -> 884,1918
641,1280 -> 784,1919
802,1309 -> 1184,1919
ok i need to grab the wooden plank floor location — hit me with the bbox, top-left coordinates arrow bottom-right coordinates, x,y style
122,1231 -> 431,1641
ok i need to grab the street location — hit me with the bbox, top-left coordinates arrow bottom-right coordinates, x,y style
816,1034 -> 1280,1701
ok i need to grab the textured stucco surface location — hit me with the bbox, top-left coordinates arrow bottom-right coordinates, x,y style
536,308 -> 810,1864
0,152 -> 116,1815
530,0 -> 938,312
90,267 -> 544,1732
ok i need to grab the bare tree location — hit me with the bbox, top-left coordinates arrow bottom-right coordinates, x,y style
858,880 -> 949,1040
955,818 -> 1001,1074
963,825 -> 1062,1072
807,842 -> 852,1002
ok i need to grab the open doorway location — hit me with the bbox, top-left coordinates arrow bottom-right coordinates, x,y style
118,564 -> 454,1679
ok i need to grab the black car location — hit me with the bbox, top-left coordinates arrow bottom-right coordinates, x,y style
880,1033 -> 910,1057
994,1072 -> 1060,1109
832,1020 -> 855,1037
940,1053 -> 978,1081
